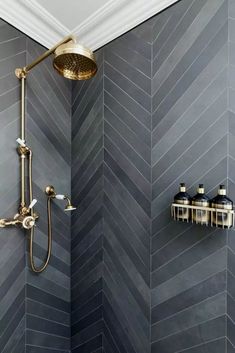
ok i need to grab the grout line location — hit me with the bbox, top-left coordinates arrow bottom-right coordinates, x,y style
151,314 -> 226,345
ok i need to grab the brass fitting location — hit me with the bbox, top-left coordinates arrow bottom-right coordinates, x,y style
17,145 -> 30,156
15,68 -> 27,79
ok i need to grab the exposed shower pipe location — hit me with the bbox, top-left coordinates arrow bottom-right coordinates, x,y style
0,35 -> 97,273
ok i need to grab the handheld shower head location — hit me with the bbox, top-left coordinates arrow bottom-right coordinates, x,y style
53,42 -> 97,80
55,194 -> 76,212
45,186 -> 76,212
64,204 -> 76,212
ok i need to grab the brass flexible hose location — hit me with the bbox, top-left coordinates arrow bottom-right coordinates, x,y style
28,150 -> 52,273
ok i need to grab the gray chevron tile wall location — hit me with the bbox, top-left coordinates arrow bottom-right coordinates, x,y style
71,0 -> 234,353
151,0 -> 229,352
0,18 -> 71,353
71,49 -> 104,353
228,1 -> 235,351
0,19 -> 26,353
26,36 -> 71,353
1,0 -> 235,352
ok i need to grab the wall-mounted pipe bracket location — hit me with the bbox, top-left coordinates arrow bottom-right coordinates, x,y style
15,68 -> 27,79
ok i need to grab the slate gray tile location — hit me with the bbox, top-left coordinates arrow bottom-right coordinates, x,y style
228,317 -> 235,347
104,149 -> 151,216
151,292 -> 226,342
152,232 -> 226,290
153,21 -> 228,127
151,316 -> 226,353
104,175 -> 150,255
172,337 -> 226,353
105,49 -> 151,94
104,220 -> 150,319
107,40 -> 151,77
72,306 -> 102,336
227,339 -> 235,353
229,0 -> 235,19
103,295 -> 135,353
105,106 -> 151,165
72,321 -> 103,351
0,37 -> 26,61
153,0 -> 206,66
151,270 -> 226,321
72,292 -> 102,326
72,334 -> 102,353
118,31 -> 151,60
152,94 -> 228,180
104,162 -> 150,234
104,126 -> 151,190
152,52 -> 227,150
104,76 -> 151,129
104,91 -> 151,146
105,62 -> 151,112
103,252 -> 149,341
27,299 -> 70,326
152,0 -> 227,95
27,315 -> 70,338
104,213 -> 150,299
26,330 -> 70,351
72,278 -> 102,312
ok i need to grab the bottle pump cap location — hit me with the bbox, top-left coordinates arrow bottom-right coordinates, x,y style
218,184 -> 226,196
198,184 -> 204,194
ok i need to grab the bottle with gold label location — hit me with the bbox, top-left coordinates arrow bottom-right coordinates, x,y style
211,185 -> 233,228
191,184 -> 210,225
174,183 -> 191,222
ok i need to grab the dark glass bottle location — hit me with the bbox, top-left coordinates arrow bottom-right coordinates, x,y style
191,184 -> 210,224
211,185 -> 233,228
174,183 -> 191,222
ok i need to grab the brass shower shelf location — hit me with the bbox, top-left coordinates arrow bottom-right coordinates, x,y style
171,203 -> 235,229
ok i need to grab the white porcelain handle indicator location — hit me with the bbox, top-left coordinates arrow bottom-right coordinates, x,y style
16,138 -> 26,147
55,194 -> 65,200
29,199 -> 37,209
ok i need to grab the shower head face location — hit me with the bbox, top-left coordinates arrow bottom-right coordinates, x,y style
64,204 -> 76,212
53,42 -> 97,80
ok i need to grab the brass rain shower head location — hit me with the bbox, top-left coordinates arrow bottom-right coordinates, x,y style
15,35 -> 97,82
53,42 -> 97,80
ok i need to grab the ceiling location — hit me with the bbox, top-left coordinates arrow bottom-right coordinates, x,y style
0,0 -> 178,50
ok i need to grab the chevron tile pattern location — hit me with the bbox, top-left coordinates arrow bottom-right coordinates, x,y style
151,0 -> 229,352
25,38 -> 71,353
228,2 -> 235,351
103,19 -> 152,353
2,0 -> 235,352
0,18 -> 72,353
71,50 -> 104,353
0,19 -> 26,353
71,0 -> 233,353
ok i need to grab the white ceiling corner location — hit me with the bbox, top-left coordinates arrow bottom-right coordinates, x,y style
0,0 -> 178,50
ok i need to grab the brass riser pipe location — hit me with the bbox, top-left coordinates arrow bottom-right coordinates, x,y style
20,76 -> 26,207
21,77 -> 52,273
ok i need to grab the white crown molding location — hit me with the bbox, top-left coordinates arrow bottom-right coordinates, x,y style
0,0 -> 69,48
73,0 -> 179,50
0,0 -> 178,50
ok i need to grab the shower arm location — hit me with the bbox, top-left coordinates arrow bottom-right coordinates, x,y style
15,34 -> 76,78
